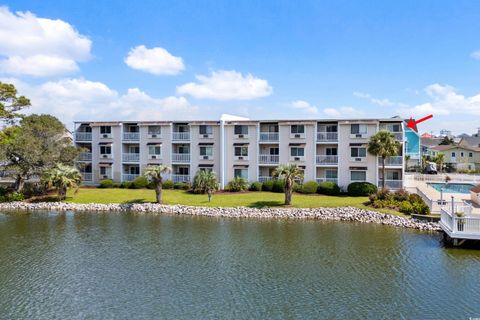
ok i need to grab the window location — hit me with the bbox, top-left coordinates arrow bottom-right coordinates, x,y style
100,126 -> 111,134
469,152 -> 473,158
200,146 -> 213,156
178,167 -> 189,175
199,167 -> 213,172
148,145 -> 161,155
178,146 -> 189,154
234,168 -> 248,179
148,126 -> 161,135
325,170 -> 338,179
385,171 -> 400,180
199,125 -> 213,135
351,171 -> 366,181
234,125 -> 248,135
269,147 -> 279,155
461,152 -> 464,157
451,152 -> 456,158
351,124 -> 367,134
351,147 -> 366,158
127,166 -> 140,174
100,146 -> 111,154
326,147 -> 337,156
234,146 -> 248,156
126,125 -> 139,133
128,146 -> 139,153
290,147 -> 305,157
291,125 -> 305,134
100,167 -> 111,175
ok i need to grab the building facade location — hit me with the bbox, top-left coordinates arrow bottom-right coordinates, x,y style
74,117 -> 405,190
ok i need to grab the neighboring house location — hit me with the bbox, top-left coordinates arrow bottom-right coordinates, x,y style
404,122 -> 421,169
421,137 -> 443,158
73,115 -> 406,190
431,141 -> 480,171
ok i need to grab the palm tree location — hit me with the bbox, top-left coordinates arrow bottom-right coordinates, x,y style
368,130 -> 401,190
434,153 -> 445,173
192,170 -> 219,202
43,164 -> 82,201
273,163 -> 304,205
144,164 -> 171,204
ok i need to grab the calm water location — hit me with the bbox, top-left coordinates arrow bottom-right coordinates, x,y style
428,182 -> 475,194
1,212 -> 480,319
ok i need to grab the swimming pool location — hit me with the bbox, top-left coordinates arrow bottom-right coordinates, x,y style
428,183 -> 475,194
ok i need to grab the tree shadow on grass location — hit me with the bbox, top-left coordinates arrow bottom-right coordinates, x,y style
247,201 -> 284,208
122,199 -> 148,204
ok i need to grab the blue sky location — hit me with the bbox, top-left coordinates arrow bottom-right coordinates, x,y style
1,1 -> 480,134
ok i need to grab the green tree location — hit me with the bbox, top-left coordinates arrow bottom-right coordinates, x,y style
144,164 -> 171,203
0,114 -> 80,192
439,136 -> 454,145
0,82 -> 30,124
368,130 -> 401,190
273,164 -> 304,205
192,170 -> 219,202
43,164 -> 82,201
434,153 -> 445,173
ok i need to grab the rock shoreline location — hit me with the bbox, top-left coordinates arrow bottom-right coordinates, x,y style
0,202 -> 440,232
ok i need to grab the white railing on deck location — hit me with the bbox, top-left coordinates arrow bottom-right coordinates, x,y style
316,155 -> 338,165
172,174 -> 190,183
258,154 -> 279,164
316,178 -> 338,184
81,172 -> 93,181
378,156 -> 402,166
316,132 -> 338,142
377,180 -> 403,189
441,205 -> 479,234
122,153 -> 140,162
78,152 -> 92,161
123,132 -> 140,141
259,132 -> 279,142
259,176 -> 273,182
412,173 -> 480,183
75,132 -> 92,141
172,153 -> 190,163
122,174 -> 139,182
172,132 -> 190,141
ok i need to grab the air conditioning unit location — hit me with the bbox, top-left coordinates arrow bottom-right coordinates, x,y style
238,134 -> 244,138
102,154 -> 108,158
203,134 -> 209,138
355,158 -> 362,161
238,156 -> 244,160
294,134 -> 301,138
151,134 -> 157,138
102,175 -> 108,179
294,157 -> 300,161
203,156 -> 210,160
103,134 -> 109,138
150,155 -> 157,159
355,134 -> 362,138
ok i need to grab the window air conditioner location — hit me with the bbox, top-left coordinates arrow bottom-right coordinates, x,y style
151,155 -> 157,159
238,156 -> 244,160
294,157 -> 300,161
355,134 -> 362,138
102,175 -> 108,179
238,134 -> 244,138
102,154 -> 108,158
355,158 -> 362,161
203,156 -> 209,160
103,134 -> 109,138
294,134 -> 301,138
151,134 -> 157,138
203,134 -> 209,138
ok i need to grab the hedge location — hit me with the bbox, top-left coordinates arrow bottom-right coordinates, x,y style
347,182 -> 377,196
317,181 -> 341,195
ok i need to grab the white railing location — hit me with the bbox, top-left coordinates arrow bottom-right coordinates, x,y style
172,132 -> 190,141
81,172 -> 93,181
123,132 -> 140,141
78,152 -> 92,161
258,154 -> 279,164
122,153 -> 140,162
172,153 -> 190,163
440,205 -> 479,234
316,155 -> 338,165
99,173 -> 113,180
316,177 -> 338,184
316,132 -> 338,142
393,132 -> 403,140
259,132 -> 279,141
417,186 -> 467,214
412,173 -> 480,183
377,179 -> 403,189
259,176 -> 274,182
378,156 -> 403,166
75,132 -> 92,141
172,174 -> 190,183
123,174 -> 139,182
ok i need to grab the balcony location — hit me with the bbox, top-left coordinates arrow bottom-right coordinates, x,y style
258,154 -> 279,164
123,174 -> 139,182
259,132 -> 279,142
316,132 -> 338,142
172,174 -> 190,183
122,153 -> 140,162
392,132 -> 403,141
316,177 -> 338,184
316,155 -> 338,165
75,132 -> 92,141
259,176 -> 274,182
77,152 -> 92,161
377,179 -> 403,189
172,132 -> 190,141
123,132 -> 140,141
80,172 -> 93,181
99,173 -> 113,180
172,153 -> 190,163
378,156 -> 403,166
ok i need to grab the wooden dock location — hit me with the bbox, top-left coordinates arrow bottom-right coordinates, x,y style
440,203 -> 480,246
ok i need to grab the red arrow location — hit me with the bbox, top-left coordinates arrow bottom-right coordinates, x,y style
406,115 -> 433,130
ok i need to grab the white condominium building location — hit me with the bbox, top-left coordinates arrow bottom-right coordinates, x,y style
73,115 -> 405,190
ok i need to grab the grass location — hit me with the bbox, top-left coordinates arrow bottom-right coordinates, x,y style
66,188 -> 407,217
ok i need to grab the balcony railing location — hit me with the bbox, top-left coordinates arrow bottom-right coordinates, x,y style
378,156 -> 403,166
258,154 -> 279,164
259,176 -> 274,182
99,173 -> 113,180
377,179 -> 403,189
316,155 -> 338,165
122,153 -> 140,162
172,153 -> 191,163
77,152 -> 92,161
316,177 -> 338,184
81,172 -> 93,181
123,174 -> 139,182
316,132 -> 338,142
172,132 -> 190,141
75,132 -> 92,141
172,174 -> 190,183
259,132 -> 279,142
123,132 -> 140,141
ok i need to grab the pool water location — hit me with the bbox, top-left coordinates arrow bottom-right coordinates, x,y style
428,183 -> 475,194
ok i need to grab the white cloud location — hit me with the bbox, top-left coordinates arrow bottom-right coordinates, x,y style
353,91 -> 405,108
177,70 -> 272,100
291,100 -> 318,114
471,50 -> 480,60
322,107 -> 363,118
2,78 -> 198,128
124,45 -> 185,75
0,6 -> 91,77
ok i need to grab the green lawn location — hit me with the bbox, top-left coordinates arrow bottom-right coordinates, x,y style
66,188 -> 406,217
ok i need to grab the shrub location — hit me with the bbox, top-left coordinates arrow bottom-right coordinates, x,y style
249,182 -> 263,191
376,189 -> 393,201
131,176 -> 149,189
0,192 -> 25,202
413,202 -> 430,215
272,179 -> 285,193
399,201 -> 414,215
174,182 -> 191,190
98,179 -> 114,188
372,200 -> 385,208
393,190 -> 409,202
162,180 -> 174,189
408,193 -> 423,204
293,183 -> 303,193
226,177 -> 248,192
112,183 -> 121,188
347,182 -> 377,196
300,181 -> 318,194
262,180 -> 274,192
317,181 -> 341,196
119,181 -> 132,189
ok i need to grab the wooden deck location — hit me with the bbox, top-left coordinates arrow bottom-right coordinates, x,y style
440,204 -> 480,244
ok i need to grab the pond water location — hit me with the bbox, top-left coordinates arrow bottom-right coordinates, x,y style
0,211 -> 479,319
